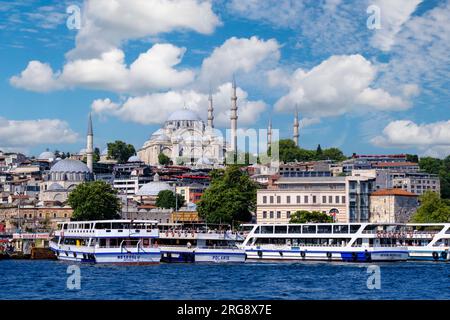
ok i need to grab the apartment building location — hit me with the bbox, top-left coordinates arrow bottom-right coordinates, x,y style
256,175 -> 374,224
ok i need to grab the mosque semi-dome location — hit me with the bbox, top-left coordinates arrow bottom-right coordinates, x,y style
38,151 -> 55,160
50,159 -> 90,173
136,181 -> 174,197
127,155 -> 141,163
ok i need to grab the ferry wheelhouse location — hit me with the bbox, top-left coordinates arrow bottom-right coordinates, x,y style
401,223 -> 450,261
241,223 -> 408,262
157,223 -> 246,263
49,220 -> 160,264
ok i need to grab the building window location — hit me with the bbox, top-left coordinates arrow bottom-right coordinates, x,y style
322,196 -> 327,203
263,211 -> 267,219
312,196 -> 316,203
304,196 -> 309,203
277,211 -> 281,219
287,211 -> 291,219
286,196 -> 291,204
329,196 -> 333,203
296,195 -> 301,204
263,196 -> 267,204
335,196 -> 340,204
277,196 -> 281,204
270,196 -> 274,204
270,211 -> 274,219
342,196 -> 346,203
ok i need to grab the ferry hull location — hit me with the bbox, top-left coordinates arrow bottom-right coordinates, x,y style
245,248 -> 408,262
50,244 -> 161,264
408,249 -> 449,262
160,247 -> 246,263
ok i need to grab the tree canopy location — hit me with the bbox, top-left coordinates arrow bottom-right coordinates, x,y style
197,165 -> 257,225
158,153 -> 171,165
411,191 -> 450,223
289,210 -> 334,223
107,140 -> 136,163
68,181 -> 121,221
419,156 -> 450,199
155,190 -> 185,210
277,139 -> 347,163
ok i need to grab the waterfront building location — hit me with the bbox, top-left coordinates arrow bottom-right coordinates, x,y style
112,157 -> 153,199
256,175 -> 375,224
391,172 -> 440,196
279,161 -> 332,178
369,189 -> 419,223
176,183 -> 207,204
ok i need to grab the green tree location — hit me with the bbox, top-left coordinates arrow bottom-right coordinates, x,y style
107,140 -> 136,163
322,147 -> 347,161
406,154 -> 419,163
289,210 -> 334,223
197,165 -> 257,225
158,153 -> 171,165
93,147 -> 100,163
156,190 -> 185,210
316,144 -> 323,159
411,191 -> 450,222
419,157 -> 441,174
68,181 -> 121,220
419,156 -> 450,199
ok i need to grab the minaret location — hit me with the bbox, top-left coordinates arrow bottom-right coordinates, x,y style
208,88 -> 214,128
293,106 -> 299,147
230,77 -> 238,156
267,118 -> 272,151
86,113 -> 94,172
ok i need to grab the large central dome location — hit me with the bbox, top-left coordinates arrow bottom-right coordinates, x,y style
167,109 -> 201,121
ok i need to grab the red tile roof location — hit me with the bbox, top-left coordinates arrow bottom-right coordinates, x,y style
371,188 -> 418,197
373,162 -> 418,167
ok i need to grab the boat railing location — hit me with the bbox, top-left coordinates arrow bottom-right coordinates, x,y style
196,245 -> 241,250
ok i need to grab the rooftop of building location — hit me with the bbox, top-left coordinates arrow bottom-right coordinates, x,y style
371,188 -> 418,197
373,162 -> 419,167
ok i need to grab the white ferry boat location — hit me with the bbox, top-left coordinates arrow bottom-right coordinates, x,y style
157,223 -> 246,263
49,220 -> 161,264
401,223 -> 450,261
240,223 -> 409,262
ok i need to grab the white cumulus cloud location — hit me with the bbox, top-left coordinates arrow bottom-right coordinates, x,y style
10,44 -> 195,93
371,119 -> 450,158
0,117 -> 78,149
198,36 -> 281,88
91,82 -> 267,128
272,54 -> 409,117
68,0 -> 221,58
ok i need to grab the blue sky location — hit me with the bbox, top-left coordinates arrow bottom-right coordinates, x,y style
0,0 -> 449,158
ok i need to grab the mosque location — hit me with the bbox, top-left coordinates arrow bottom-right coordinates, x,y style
137,80 -> 301,166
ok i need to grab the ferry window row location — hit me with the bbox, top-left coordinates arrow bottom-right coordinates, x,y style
261,195 -> 346,205
255,225 -> 361,234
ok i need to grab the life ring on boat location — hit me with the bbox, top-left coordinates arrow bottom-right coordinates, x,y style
441,251 -> 448,260
432,252 -> 439,260
300,251 -> 306,258
326,252 -> 332,259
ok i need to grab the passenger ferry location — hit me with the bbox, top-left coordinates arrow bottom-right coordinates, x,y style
157,223 -> 246,263
240,223 -> 409,262
401,223 -> 450,261
49,220 -> 161,264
